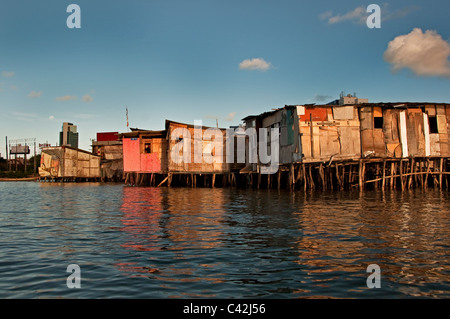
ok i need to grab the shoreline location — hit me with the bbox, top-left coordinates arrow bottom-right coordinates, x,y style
0,177 -> 40,182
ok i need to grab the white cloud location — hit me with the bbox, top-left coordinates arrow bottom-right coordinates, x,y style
327,6 -> 366,25
239,58 -> 272,71
318,11 -> 333,21
225,112 -> 236,122
382,4 -> 419,22
2,71 -> 15,77
384,28 -> 450,78
49,115 -> 55,120
56,95 -> 77,101
82,94 -> 93,102
28,91 -> 42,98
320,4 -> 419,25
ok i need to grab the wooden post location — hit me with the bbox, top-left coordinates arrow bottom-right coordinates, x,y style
157,175 -> 168,187
439,158 -> 443,189
348,164 -> 353,185
303,163 -> 307,191
390,161 -> 394,189
432,159 -> 436,187
309,164 -> 315,190
290,163 -> 295,190
382,160 -> 386,191
212,174 -> 216,188
335,163 -> 341,190
310,113 -> 314,159
257,172 -> 261,190
168,173 -> 173,187
328,165 -> 333,191
277,170 -> 281,190
319,162 -> 325,191
400,159 -> 404,191
418,159 -> 423,188
408,158 -> 414,189
359,160 -> 363,191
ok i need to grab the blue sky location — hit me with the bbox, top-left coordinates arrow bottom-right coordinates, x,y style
1,0 -> 449,153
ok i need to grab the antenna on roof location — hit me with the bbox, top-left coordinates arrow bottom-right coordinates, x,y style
126,106 -> 129,131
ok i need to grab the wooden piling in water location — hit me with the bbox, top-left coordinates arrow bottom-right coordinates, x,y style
119,156 -> 448,191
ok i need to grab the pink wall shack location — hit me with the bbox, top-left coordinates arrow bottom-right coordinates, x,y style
123,138 -> 162,173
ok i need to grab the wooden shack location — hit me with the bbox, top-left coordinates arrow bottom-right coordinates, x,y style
92,132 -> 123,181
119,129 -> 168,173
166,120 -> 230,174
39,146 -> 101,180
296,104 -> 361,162
242,104 -> 361,167
358,103 -> 450,158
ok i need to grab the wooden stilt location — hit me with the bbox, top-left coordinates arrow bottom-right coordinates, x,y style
335,163 -> 341,190
390,161 -> 395,189
290,164 -> 295,190
302,163 -> 307,191
348,164 -> 353,185
157,175 -> 168,187
308,164 -> 315,190
257,172 -> 261,190
319,163 -> 325,191
277,170 -> 281,190
408,158 -> 414,189
168,173 -> 173,187
425,159 -> 430,188
400,160 -> 404,191
359,160 -> 363,191
419,159 -> 424,188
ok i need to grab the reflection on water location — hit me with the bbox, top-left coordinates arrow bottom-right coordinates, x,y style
0,181 -> 448,298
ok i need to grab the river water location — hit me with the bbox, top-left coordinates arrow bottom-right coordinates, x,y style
0,181 -> 448,299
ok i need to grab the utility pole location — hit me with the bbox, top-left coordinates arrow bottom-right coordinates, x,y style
5,136 -> 8,171
24,142 -> 27,173
34,140 -> 37,174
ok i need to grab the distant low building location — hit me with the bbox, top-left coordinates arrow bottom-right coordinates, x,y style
39,146 -> 100,180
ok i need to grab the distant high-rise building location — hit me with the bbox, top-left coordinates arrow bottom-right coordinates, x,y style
59,122 -> 79,148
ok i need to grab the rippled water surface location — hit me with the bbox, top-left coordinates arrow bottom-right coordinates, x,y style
0,181 -> 448,298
